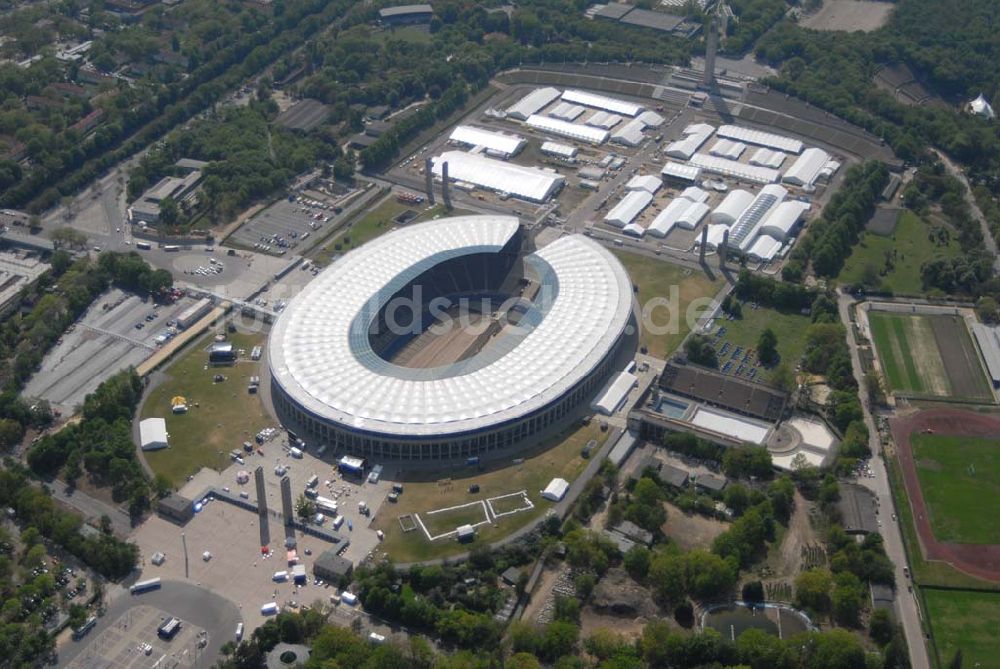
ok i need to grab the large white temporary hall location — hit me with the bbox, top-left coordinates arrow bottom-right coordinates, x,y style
666,131 -> 712,160
746,234 -> 784,262
710,189 -> 755,225
759,200 -> 809,241
612,118 -> 646,147
689,153 -> 781,185
709,138 -> 746,160
681,186 -> 709,203
782,147 -> 831,187
605,190 -> 653,227
449,125 -> 526,158
729,184 -> 788,250
647,198 -> 692,237
703,223 -> 729,249
591,371 -> 638,415
561,89 -> 644,117
525,114 -> 609,144
586,111 -> 622,129
540,141 -> 578,159
507,87 -> 561,120
661,162 -> 702,183
716,125 -> 803,154
431,151 -> 564,202
621,222 -> 646,238
676,201 -> 710,229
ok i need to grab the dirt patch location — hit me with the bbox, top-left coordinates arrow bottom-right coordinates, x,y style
770,491 -> 821,580
662,501 -> 729,551
580,608 -> 652,641
522,565 -> 564,623
892,408 -> 1000,582
800,0 -> 893,32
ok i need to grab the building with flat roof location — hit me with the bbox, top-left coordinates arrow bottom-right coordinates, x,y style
378,4 -> 433,24
313,550 -> 354,582
838,483 -> 878,534
131,166 -> 204,224
157,493 -> 193,523
971,322 -> 1000,388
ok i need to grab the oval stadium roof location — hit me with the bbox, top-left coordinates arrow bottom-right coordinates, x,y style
269,216 -> 633,438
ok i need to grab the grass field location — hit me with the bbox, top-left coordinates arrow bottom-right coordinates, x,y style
373,421 -> 603,562
709,304 -> 811,382
924,588 -> 1000,668
141,331 -> 271,486
420,502 -> 489,538
868,311 -> 992,401
912,433 -> 1000,544
610,250 -> 721,359
839,211 -> 961,295
311,198 -> 471,266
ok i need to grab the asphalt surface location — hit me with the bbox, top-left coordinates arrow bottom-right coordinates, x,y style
56,580 -> 241,669
837,290 -> 931,669
49,480 -> 134,537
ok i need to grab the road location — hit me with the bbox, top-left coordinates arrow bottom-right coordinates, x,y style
932,148 -> 1000,272
49,480 -> 134,538
837,290 -> 931,669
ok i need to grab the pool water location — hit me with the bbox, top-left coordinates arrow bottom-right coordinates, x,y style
654,397 -> 689,419
704,604 -> 810,641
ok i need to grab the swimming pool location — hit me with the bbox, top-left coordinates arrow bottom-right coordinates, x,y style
654,397 -> 689,419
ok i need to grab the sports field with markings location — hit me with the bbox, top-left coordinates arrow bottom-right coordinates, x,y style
868,310 -> 993,402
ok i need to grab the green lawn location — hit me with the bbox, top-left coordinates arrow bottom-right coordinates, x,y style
420,502 -> 490,538
707,304 -> 811,383
311,197 -> 471,266
869,311 -> 930,394
924,588 -> 1000,668
912,433 -> 1000,544
610,250 -> 721,359
374,421 -> 603,562
140,331 -> 271,486
838,210 -> 961,294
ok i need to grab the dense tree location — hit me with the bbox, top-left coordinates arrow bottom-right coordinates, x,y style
684,334 -> 718,368
757,328 -> 778,366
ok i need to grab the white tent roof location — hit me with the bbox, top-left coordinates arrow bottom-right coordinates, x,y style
268,217 -> 634,438
626,174 -> 662,193
549,101 -> 585,121
683,122 -> 715,136
661,162 -> 701,182
591,370 -> 637,415
689,153 -> 781,184
677,201 -> 710,229
525,114 -> 608,144
561,89 -> 643,117
680,186 -> 709,203
542,478 -> 570,502
665,131 -> 711,160
749,147 -> 787,169
730,184 -> 787,250
647,197 -> 694,237
759,200 -> 809,241
709,138 -> 747,160
605,190 -> 653,227
782,147 -> 831,187
507,87 -> 561,120
711,189 -> 755,225
432,151 -> 563,202
621,222 -> 645,238
611,118 -> 647,146
139,417 -> 168,450
637,110 -> 665,127
746,233 -> 784,261
716,124 -> 803,154
704,223 -> 729,249
585,111 -> 622,129
970,93 -> 995,119
449,125 -> 525,156
540,141 -> 578,158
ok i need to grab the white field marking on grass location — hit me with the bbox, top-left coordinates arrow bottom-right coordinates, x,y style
486,490 -> 534,519
416,500 -> 491,541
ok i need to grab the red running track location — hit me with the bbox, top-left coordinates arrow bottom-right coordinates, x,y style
891,408 -> 1000,582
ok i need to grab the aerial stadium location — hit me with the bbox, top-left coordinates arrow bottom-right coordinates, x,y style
268,215 -> 636,460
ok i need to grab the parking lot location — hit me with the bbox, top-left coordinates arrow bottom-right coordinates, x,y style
65,605 -> 208,669
23,289 -> 199,414
130,443 -> 390,630
227,197 -> 343,256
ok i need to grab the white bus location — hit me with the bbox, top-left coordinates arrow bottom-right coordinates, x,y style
163,245 -> 180,252
136,241 -> 152,250
130,577 -> 161,594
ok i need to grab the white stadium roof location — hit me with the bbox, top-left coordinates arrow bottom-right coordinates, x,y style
759,200 -> 809,241
449,125 -> 525,157
432,151 -> 563,202
540,141 -> 578,159
586,111 -> 622,129
605,190 -> 653,227
782,147 -> 831,187
749,148 -> 787,169
507,87 -> 561,120
626,174 -> 662,194
561,89 -> 644,117
689,153 -> 781,184
549,102 -> 585,121
269,216 -> 633,438
711,189 -> 755,225
716,125 -> 803,154
525,114 -> 608,144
